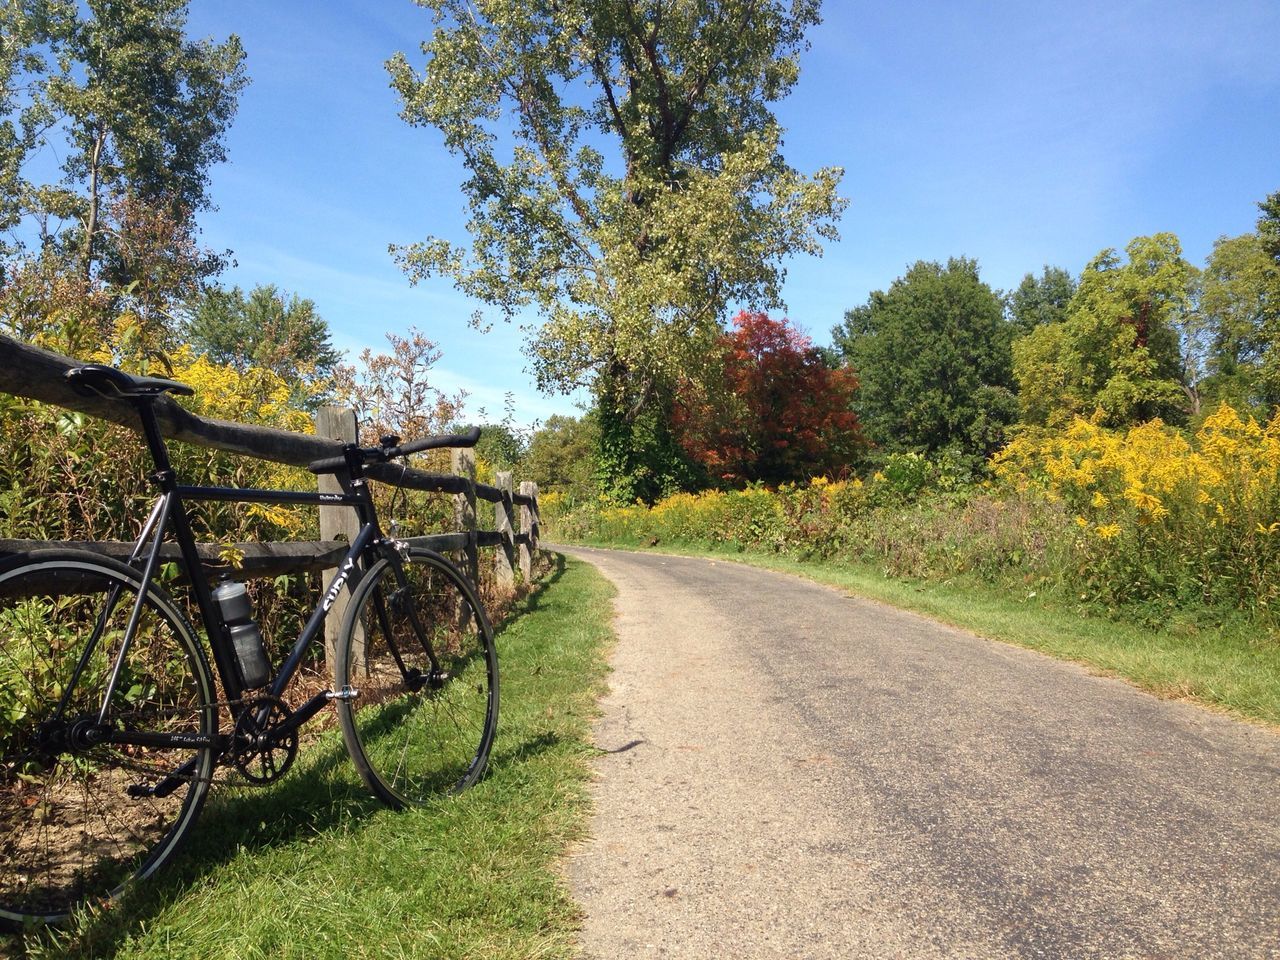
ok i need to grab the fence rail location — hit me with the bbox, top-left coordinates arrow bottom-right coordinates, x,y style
0,333 -> 541,592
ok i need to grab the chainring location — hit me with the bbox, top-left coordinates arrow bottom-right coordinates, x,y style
231,694 -> 298,785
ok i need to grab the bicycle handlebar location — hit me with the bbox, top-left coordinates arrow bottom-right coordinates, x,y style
388,426 -> 481,459
307,426 -> 482,476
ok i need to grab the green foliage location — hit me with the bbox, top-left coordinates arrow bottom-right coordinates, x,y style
1252,191 -> 1280,406
1,0 -> 246,282
1196,232 -> 1273,412
1008,265 -> 1076,334
472,422 -> 526,472
184,284 -> 342,408
595,387 -> 701,503
1259,190 -> 1280,262
389,0 -> 844,493
1013,234 -> 1194,427
880,450 -> 967,499
521,413 -> 600,506
832,257 -> 1017,468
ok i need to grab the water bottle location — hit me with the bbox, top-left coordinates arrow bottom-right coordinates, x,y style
213,580 -> 271,689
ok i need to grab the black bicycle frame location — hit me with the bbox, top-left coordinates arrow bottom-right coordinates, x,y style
90,397 -> 388,754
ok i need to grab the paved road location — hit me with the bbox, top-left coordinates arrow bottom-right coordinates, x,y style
562,547 -> 1280,960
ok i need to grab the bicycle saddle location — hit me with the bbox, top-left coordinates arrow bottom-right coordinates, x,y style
66,364 -> 195,398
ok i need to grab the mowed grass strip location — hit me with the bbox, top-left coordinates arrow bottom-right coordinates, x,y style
6,555 -> 614,960
572,539 -> 1280,730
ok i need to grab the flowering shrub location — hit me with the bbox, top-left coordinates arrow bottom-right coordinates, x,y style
994,405 -> 1280,610
0,338 -> 336,658
547,473 -> 1065,585
550,401 -> 1280,620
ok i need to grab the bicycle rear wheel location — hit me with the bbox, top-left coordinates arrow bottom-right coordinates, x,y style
336,549 -> 498,808
0,551 -> 215,927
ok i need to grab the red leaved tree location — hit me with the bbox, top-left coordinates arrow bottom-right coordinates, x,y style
673,311 -> 864,485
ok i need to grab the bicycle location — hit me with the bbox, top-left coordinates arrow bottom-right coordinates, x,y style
0,364 -> 499,927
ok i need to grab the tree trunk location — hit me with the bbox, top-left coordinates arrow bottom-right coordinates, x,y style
81,125 -> 106,281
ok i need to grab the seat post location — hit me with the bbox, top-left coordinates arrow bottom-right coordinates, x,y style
132,396 -> 177,482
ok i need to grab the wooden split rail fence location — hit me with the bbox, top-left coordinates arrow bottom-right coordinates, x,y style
0,334 -> 542,610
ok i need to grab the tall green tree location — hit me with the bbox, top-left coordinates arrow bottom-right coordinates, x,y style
183,284 -> 342,405
1,0 -> 245,295
389,0 -> 844,499
521,413 -> 601,505
1196,232 -> 1272,412
1008,265 -> 1075,334
1013,234 -> 1193,427
832,257 -> 1016,467
1254,190 -> 1280,406
1260,190 -> 1280,262
0,6 -> 46,273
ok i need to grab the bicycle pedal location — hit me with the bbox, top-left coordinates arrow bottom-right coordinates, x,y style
325,686 -> 360,701
127,783 -> 156,799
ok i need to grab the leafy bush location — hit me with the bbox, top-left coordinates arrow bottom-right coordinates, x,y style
995,404 -> 1280,611
551,402 -> 1280,625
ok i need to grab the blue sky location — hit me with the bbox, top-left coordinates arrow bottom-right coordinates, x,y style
184,1 -> 1280,428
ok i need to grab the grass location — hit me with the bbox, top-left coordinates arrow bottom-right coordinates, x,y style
566,537 -> 1280,731
3,555 -> 615,960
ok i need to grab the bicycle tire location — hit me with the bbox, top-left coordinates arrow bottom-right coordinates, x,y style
336,548 -> 498,808
0,550 -> 216,927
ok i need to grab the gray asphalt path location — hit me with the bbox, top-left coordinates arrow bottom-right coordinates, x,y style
562,546 -> 1280,960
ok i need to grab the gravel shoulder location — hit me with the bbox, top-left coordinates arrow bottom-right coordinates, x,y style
563,546 -> 1280,960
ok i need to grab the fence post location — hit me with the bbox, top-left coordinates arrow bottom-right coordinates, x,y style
530,482 -> 540,555
452,446 -> 479,586
519,480 -> 538,581
494,471 -> 516,589
315,406 -> 358,678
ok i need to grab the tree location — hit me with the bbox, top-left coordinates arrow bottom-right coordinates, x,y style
473,422 -> 527,471
1195,233 -> 1272,412
1260,190 -> 1280,263
1,0 -> 245,293
334,327 -> 465,445
521,413 -> 601,505
1008,266 -> 1075,334
832,258 -> 1017,466
1012,234 -> 1193,427
184,284 -> 342,404
0,6 -> 46,273
673,310 -> 862,484
1,193 -> 222,355
1253,190 -> 1280,406
389,0 -> 844,499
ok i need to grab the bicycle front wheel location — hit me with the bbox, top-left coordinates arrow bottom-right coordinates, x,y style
336,549 -> 498,808
0,550 -> 215,927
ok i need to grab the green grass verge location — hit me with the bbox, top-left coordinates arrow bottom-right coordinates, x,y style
566,538 -> 1280,730
4,555 -> 614,960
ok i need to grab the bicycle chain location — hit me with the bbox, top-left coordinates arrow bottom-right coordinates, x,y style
93,693 -> 282,789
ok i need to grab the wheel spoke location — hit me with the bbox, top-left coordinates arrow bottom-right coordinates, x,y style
0,555 -> 214,926
337,552 -> 497,807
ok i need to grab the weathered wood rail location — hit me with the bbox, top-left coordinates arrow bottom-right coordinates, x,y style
0,333 -> 541,587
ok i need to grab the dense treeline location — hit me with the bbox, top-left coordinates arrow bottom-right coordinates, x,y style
534,189 -> 1280,497
3,0 -> 1277,631
545,189 -> 1280,627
